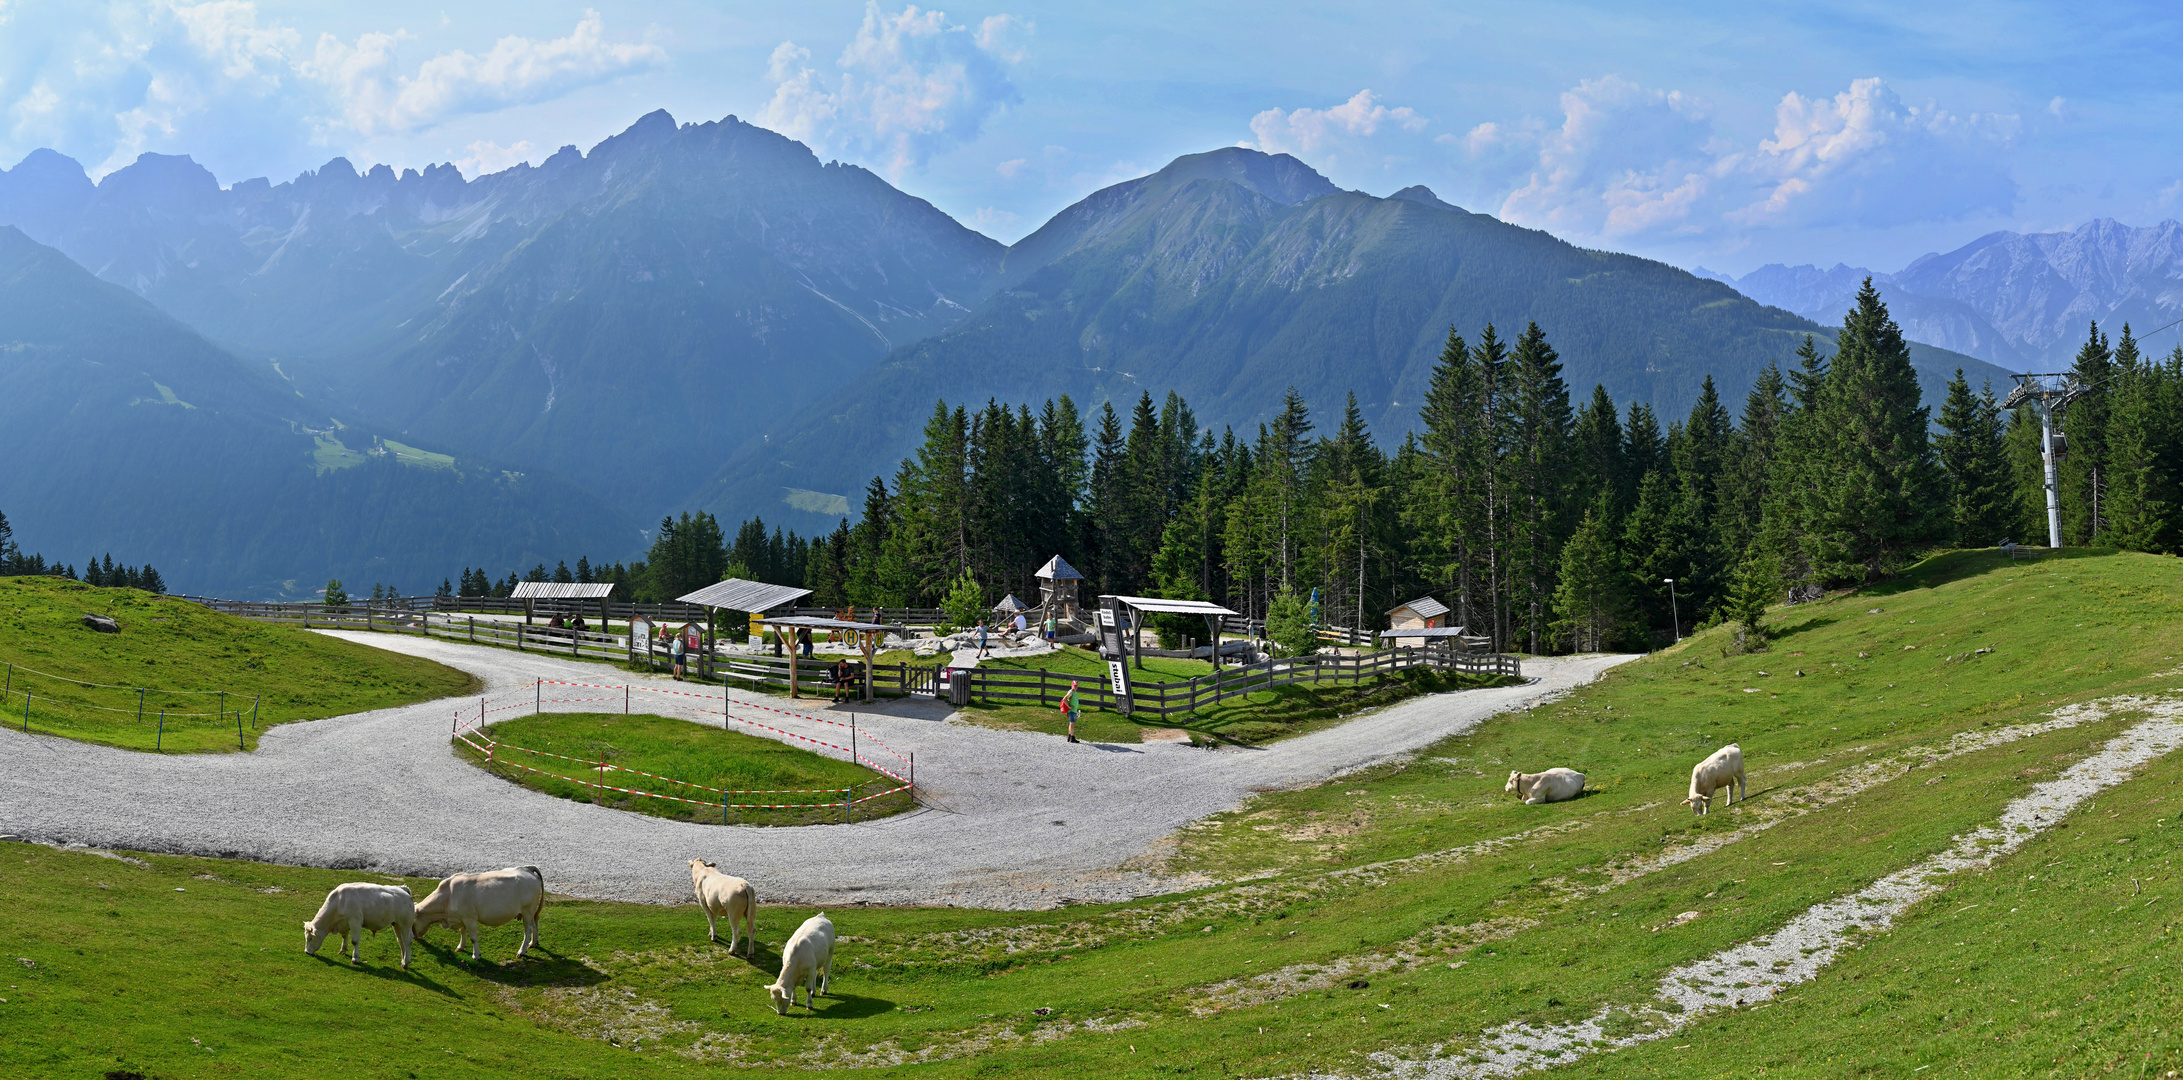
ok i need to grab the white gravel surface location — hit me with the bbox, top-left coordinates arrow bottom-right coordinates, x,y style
0,634 -> 1631,908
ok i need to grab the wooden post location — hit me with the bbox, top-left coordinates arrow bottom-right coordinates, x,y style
789,640 -> 800,699
861,628 -> 876,703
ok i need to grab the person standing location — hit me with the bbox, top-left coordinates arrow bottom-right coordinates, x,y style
799,627 -> 814,660
670,628 -> 686,681
1044,612 -> 1057,644
1060,680 -> 1080,743
977,621 -> 990,658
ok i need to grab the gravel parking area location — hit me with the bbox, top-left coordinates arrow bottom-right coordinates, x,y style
0,634 -> 1632,908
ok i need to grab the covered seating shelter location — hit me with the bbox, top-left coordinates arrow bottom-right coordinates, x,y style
674,579 -> 816,679
759,616 -> 907,702
1105,595 -> 1240,669
510,581 -> 615,626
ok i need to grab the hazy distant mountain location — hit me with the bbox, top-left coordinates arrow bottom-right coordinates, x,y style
1709,219 -> 2183,369
0,111 -> 1006,515
0,227 -> 630,597
694,149 -> 2010,531
0,121 -> 2017,591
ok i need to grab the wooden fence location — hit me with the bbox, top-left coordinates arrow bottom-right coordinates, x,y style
958,648 -> 1520,719
204,604 -> 1520,718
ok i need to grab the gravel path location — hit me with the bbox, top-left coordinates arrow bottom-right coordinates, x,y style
0,635 -> 1633,908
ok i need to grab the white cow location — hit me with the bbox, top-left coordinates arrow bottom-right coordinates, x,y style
413,866 -> 545,961
304,882 -> 415,968
767,913 -> 836,1015
1505,768 -> 1587,804
1683,743 -> 1746,815
688,859 -> 757,956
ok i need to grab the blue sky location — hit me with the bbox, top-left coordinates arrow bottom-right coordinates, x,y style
2,1 -> 2177,274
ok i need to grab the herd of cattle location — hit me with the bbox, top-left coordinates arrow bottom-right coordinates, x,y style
1505,741 -> 1746,813
299,744 -> 1752,1013
302,861 -> 833,1015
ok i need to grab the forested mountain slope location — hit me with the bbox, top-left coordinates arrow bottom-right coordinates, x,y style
696,149 -> 2010,531
0,227 -> 630,597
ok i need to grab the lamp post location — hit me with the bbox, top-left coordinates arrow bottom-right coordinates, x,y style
1663,578 -> 1680,643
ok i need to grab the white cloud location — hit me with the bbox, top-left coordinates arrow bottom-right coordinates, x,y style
995,156 -> 1026,178
1245,89 -> 1426,163
1494,75 -> 2016,244
761,3 -> 1027,177
455,138 -> 536,178
303,11 -> 665,137
0,3 -> 664,179
969,205 -> 1017,233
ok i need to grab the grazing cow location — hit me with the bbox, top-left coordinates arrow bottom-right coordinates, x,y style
1505,768 -> 1587,804
1683,743 -> 1746,815
303,883 -> 415,968
766,913 -> 836,1015
413,866 -> 545,961
688,859 -> 758,956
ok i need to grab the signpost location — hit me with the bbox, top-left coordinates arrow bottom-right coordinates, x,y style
1099,596 -> 1133,715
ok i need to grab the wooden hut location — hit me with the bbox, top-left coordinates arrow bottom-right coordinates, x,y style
1386,596 -> 1450,631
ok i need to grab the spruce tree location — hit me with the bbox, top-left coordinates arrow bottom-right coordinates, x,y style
1551,494 -> 1629,653
1805,279 -> 1944,581
2061,322 -> 2115,544
1934,369 -> 2012,547
1507,322 -> 1572,654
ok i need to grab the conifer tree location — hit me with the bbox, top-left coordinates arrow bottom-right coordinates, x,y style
2061,322 -> 2115,544
1934,369 -> 2012,547
1805,280 -> 1944,581
1507,322 -> 1572,653
1551,495 -> 1629,653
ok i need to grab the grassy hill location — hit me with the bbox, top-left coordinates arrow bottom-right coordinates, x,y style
0,577 -> 477,752
2,548 -> 2179,1077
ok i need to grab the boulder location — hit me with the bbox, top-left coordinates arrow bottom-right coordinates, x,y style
81,613 -> 121,634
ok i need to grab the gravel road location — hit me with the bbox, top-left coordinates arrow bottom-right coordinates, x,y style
0,634 -> 1633,908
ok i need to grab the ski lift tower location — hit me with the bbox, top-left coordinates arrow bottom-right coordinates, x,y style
2001,372 -> 2085,549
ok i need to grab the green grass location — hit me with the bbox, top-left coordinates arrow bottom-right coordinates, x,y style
7,549 -> 2183,1079
972,644 -> 1518,745
0,577 -> 479,753
454,712 -> 913,826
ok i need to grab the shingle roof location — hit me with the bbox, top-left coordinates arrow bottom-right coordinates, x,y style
510,582 -> 616,599
1388,596 -> 1450,619
1035,555 -> 1084,580
676,579 -> 814,612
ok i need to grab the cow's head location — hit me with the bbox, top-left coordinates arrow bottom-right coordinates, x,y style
768,983 -> 793,1015
411,907 -> 440,939
1682,793 -> 1710,815
1504,771 -> 1526,797
303,919 -> 330,956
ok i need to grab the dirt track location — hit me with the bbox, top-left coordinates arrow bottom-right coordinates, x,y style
0,634 -> 1633,908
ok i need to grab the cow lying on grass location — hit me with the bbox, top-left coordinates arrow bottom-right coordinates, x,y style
1683,743 -> 1746,815
768,913 -> 836,1015
413,865 -> 545,961
1505,768 -> 1586,804
304,883 -> 415,968
689,859 -> 757,956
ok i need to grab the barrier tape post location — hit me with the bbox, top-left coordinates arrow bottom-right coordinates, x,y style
625,685 -> 630,715
157,708 -> 164,751
235,696 -> 243,750
910,751 -> 915,793
536,679 -> 541,716
136,689 -> 144,725
845,787 -> 852,825
252,694 -> 259,730
850,715 -> 857,768
723,788 -> 729,826
22,692 -> 28,732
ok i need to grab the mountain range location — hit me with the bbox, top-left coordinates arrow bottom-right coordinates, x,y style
1698,218 -> 2183,370
0,110 -> 2017,595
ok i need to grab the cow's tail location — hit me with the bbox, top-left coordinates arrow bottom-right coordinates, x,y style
521,865 -> 546,904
